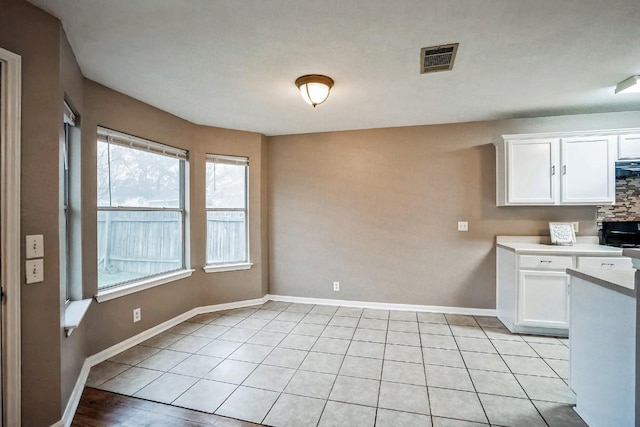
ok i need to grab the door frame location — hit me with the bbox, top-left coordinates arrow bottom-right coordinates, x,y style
0,46 -> 22,427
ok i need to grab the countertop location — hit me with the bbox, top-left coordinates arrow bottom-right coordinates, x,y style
496,236 -> 624,256
567,268 -> 636,297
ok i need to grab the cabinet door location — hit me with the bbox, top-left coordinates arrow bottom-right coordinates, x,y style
561,136 -> 615,204
517,270 -> 569,329
507,139 -> 559,204
618,133 -> 640,160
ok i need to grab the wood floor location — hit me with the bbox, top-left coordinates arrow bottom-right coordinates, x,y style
72,387 -> 263,427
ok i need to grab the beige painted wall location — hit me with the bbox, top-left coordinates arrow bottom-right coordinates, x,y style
268,112 -> 640,309
58,27 -> 87,412
1,1 -> 269,420
81,81 -> 268,356
5,0 -> 640,424
193,126 -> 268,305
0,0 -> 64,424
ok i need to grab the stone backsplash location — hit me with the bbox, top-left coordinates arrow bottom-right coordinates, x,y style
597,176 -> 640,221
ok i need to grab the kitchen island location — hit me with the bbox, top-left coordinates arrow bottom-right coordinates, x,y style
566,255 -> 638,427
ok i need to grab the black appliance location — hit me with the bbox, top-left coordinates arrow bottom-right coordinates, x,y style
600,221 -> 640,247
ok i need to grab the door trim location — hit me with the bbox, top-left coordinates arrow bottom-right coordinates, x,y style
0,46 -> 22,427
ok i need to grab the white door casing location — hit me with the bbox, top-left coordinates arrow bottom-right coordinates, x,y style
0,46 -> 22,427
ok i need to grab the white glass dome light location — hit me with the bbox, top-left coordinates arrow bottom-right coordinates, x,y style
295,74 -> 334,107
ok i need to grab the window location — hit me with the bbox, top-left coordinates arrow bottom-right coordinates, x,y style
61,102 -> 75,302
205,154 -> 249,270
97,127 -> 188,291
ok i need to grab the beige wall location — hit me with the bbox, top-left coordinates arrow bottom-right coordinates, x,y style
0,0 -> 63,424
5,0 -> 640,424
1,1 -> 269,421
81,81 -> 268,354
193,126 -> 268,305
268,111 -> 640,309
58,27 -> 87,412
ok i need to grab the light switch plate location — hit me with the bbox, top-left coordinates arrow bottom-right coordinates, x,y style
25,234 -> 44,259
25,259 -> 44,284
458,221 -> 469,232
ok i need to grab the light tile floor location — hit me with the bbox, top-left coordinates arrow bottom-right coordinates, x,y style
87,302 -> 588,426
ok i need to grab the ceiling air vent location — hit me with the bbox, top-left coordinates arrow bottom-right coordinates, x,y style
420,43 -> 459,74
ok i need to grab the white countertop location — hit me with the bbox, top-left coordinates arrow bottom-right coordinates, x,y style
567,268 -> 636,297
496,236 -> 624,256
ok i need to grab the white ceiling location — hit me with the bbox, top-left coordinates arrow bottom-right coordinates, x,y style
28,0 -> 640,136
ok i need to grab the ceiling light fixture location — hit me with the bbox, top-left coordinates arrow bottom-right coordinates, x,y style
295,74 -> 334,107
615,75 -> 640,94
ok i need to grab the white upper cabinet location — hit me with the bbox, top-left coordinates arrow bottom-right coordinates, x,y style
495,130 -> 623,206
507,138 -> 559,205
560,135 -> 615,204
618,133 -> 640,160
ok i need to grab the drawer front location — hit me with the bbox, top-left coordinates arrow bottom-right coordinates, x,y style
577,256 -> 632,270
519,255 -> 573,270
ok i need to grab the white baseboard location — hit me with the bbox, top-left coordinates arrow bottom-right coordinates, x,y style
267,294 -> 497,317
52,360 -> 92,427
53,295 -> 268,427
54,292 -> 494,426
195,295 -> 269,315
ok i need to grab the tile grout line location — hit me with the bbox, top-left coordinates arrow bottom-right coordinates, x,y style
92,304 -> 579,427
372,311 -> 390,427
449,315 -> 492,426
480,321 -> 552,427
313,305 -> 353,427
417,312 -> 435,426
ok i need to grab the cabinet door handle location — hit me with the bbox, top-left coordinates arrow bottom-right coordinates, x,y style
540,260 -> 552,264
563,165 -> 567,175
551,166 -> 555,175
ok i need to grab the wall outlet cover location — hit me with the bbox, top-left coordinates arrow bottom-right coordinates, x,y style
25,234 -> 44,259
25,259 -> 44,284
333,281 -> 340,291
457,221 -> 469,232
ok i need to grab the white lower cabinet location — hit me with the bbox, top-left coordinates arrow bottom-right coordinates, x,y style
517,270 -> 569,329
497,246 -> 630,336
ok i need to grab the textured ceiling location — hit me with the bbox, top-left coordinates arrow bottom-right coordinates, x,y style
28,0 -> 640,136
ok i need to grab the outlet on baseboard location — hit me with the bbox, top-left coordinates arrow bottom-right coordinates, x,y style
133,308 -> 141,323
333,281 -> 340,292
572,222 -> 579,233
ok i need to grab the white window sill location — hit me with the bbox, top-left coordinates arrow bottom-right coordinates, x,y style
203,262 -> 253,273
63,298 -> 92,337
95,269 -> 195,303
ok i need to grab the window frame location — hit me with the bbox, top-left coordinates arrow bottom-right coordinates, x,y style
95,127 -> 193,300
203,153 -> 252,273
61,104 -> 74,304
61,100 -> 93,337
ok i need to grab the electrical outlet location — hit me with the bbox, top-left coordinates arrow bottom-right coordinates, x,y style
25,259 -> 44,284
25,234 -> 44,259
457,221 -> 469,232
572,222 -> 579,233
133,308 -> 141,323
333,281 -> 340,291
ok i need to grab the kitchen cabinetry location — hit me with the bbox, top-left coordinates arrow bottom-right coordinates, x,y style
618,133 -> 640,159
516,255 -> 572,329
496,237 -> 629,336
495,131 -> 617,206
561,135 -> 615,204
506,138 -> 558,204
